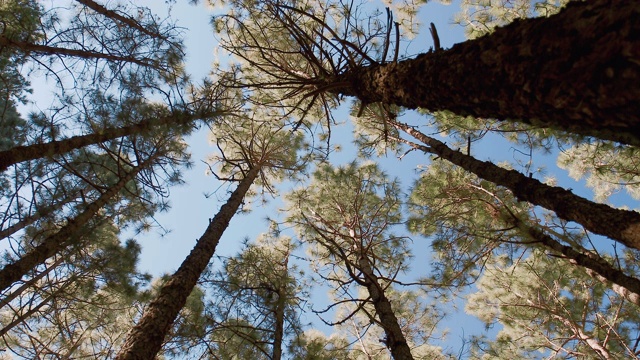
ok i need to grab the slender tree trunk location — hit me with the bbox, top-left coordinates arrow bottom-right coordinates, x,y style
0,199 -> 72,240
271,253 -> 289,360
272,289 -> 285,360
0,281 -> 72,337
0,110 -> 201,172
0,35 -> 157,69
510,216 -> 640,306
75,0 -> 168,40
392,120 -> 640,251
0,160 -> 148,293
331,0 -> 640,146
358,256 -> 414,360
115,166 -> 260,360
0,257 -> 64,308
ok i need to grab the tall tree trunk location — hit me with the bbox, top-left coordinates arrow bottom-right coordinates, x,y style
0,199 -> 70,240
391,120 -> 640,251
272,289 -> 285,360
75,0 -> 168,40
0,257 -> 64,308
115,166 -> 261,360
271,253 -> 289,360
0,35 -> 158,69
0,280 -> 72,337
0,159 -> 148,293
358,256 -> 414,360
0,110 -> 202,172
331,0 -> 640,146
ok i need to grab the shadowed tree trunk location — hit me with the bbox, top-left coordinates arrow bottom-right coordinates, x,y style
115,166 -> 260,360
0,158 -> 150,293
330,0 -> 640,146
0,199 -> 71,240
272,287 -> 285,360
391,120 -> 640,251
358,254 -> 414,360
0,35 -> 158,69
0,110 -> 205,172
75,0 -> 169,40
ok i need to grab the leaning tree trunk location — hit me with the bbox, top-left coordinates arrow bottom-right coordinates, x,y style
0,110 -> 203,172
331,0 -> 640,146
358,255 -> 414,360
0,160 -> 149,293
0,35 -> 157,69
115,166 -> 261,360
0,199 -> 71,240
392,120 -> 640,251
509,215 -> 640,306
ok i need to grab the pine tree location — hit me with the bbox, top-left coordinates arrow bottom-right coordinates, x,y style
216,0 -> 640,146
389,119 -> 640,250
466,250 -> 640,359
407,159 -> 640,304
115,113 -> 309,359
0,221 -> 149,358
287,161 -> 441,360
201,234 -> 305,360
0,145 -> 162,293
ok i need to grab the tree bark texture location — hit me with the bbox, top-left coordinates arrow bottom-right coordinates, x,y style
0,110 -> 200,172
333,0 -> 640,146
393,121 -> 640,251
115,166 -> 260,360
0,161 -> 146,293
358,256 -> 414,360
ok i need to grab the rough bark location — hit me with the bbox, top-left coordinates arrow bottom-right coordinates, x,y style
0,161 -> 147,293
332,0 -> 640,146
392,120 -> 640,251
0,110 -> 201,172
115,166 -> 260,360
512,217 -> 640,306
358,256 -> 414,360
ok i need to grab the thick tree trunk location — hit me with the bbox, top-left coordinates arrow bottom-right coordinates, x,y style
0,160 -> 147,293
358,256 -> 414,360
115,166 -> 260,360
392,120 -> 640,251
512,216 -> 640,306
333,0 -> 640,146
0,110 -> 201,172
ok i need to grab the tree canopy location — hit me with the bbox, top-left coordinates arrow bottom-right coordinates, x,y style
1,0 -> 639,359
